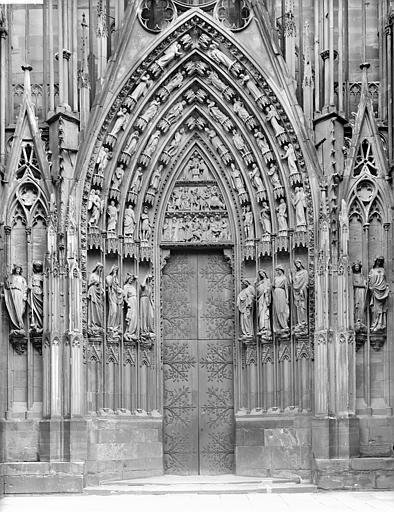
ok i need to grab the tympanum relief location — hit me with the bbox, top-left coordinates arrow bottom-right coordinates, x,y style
162,158 -> 231,244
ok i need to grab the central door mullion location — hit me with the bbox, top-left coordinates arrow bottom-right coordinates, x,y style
196,253 -> 200,475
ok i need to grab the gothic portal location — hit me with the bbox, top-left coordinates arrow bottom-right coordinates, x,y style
0,0 -> 394,494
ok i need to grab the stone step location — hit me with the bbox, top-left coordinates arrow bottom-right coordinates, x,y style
84,475 -> 317,495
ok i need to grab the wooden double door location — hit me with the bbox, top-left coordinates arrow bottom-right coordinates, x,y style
162,251 -> 235,474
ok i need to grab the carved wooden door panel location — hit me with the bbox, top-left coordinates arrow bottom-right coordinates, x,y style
162,251 -> 234,475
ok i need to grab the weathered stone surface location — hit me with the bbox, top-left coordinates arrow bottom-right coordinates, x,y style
85,417 -> 163,483
350,457 -> 394,471
316,471 -> 376,490
4,474 -> 83,494
375,471 -> 394,489
235,446 -> 271,472
0,420 -> 39,462
314,458 -> 351,472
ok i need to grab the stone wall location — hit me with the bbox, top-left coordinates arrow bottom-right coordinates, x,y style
359,416 -> 394,457
0,415 -> 163,493
0,419 -> 40,462
2,462 -> 84,494
313,458 -> 394,490
85,416 -> 163,485
235,415 -> 313,481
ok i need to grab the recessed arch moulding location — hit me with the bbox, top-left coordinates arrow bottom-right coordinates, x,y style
72,8 -> 321,424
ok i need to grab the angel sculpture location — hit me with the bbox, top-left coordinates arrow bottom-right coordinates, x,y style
88,189 -> 104,227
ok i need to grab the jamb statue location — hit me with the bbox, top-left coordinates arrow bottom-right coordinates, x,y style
237,279 -> 255,340
256,270 -> 272,338
4,265 -> 28,335
368,256 -> 389,332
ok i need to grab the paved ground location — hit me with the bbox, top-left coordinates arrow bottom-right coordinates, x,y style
1,491 -> 394,512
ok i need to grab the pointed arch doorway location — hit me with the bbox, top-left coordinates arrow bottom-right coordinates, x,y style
162,248 -> 235,475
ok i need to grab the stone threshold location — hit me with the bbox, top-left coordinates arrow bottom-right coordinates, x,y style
84,474 -> 317,495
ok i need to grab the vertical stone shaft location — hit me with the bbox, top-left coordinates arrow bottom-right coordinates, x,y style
48,0 -> 55,113
314,0 -> 321,112
57,0 -> 64,105
338,0 -> 344,112
0,8 -> 7,173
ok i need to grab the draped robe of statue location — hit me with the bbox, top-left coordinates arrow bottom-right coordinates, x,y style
272,267 -> 289,333
4,266 -> 28,333
124,275 -> 138,339
292,262 -> 308,327
237,281 -> 255,338
87,264 -> 104,331
256,272 -> 271,335
31,262 -> 44,331
352,264 -> 366,329
106,266 -> 124,332
368,258 -> 389,331
140,275 -> 154,336
123,206 -> 136,237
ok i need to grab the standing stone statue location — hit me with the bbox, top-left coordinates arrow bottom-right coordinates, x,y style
140,275 -> 154,337
109,107 -> 129,137
229,163 -> 246,196
124,274 -> 138,341
4,265 -> 28,334
265,105 -> 285,136
249,163 -> 265,193
124,205 -> 136,237
292,187 -> 307,231
140,206 -> 152,242
276,198 -> 288,234
128,74 -> 152,105
272,265 -> 289,334
292,260 -> 308,330
129,167 -> 143,195
111,166 -> 124,190
87,263 -> 104,333
352,261 -> 367,330
106,265 -> 124,333
30,260 -> 44,333
368,256 -> 389,331
88,189 -> 104,227
107,200 -> 118,232
260,201 -> 272,236
281,143 -> 299,175
96,146 -> 112,176
243,204 -> 255,241
237,279 -> 255,339
256,270 -> 271,336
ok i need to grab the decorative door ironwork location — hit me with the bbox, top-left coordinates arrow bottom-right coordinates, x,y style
162,251 -> 234,474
